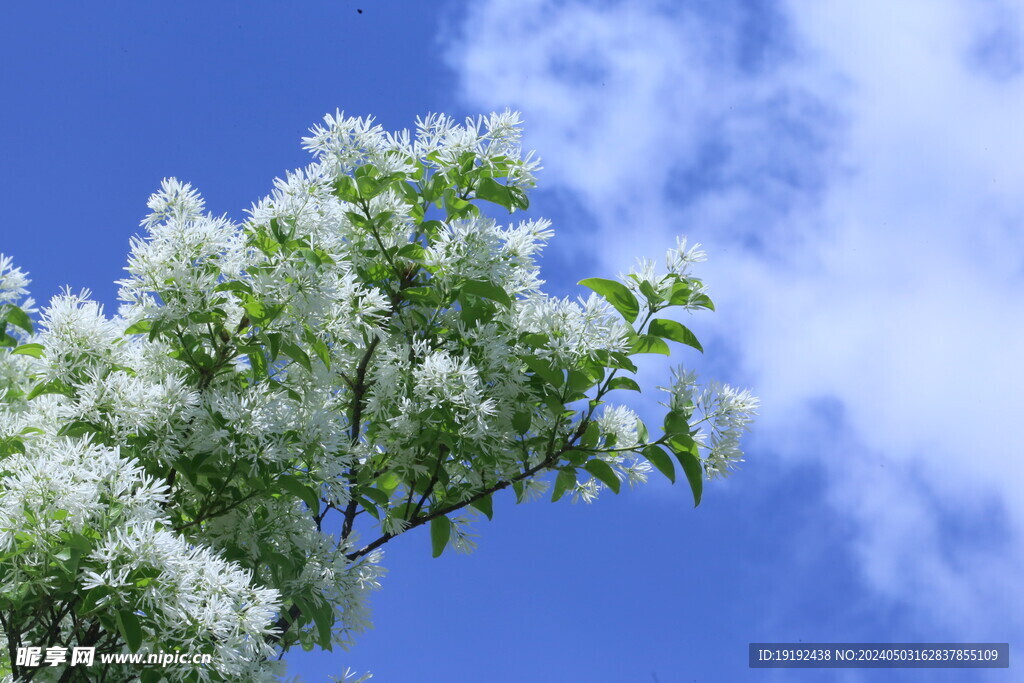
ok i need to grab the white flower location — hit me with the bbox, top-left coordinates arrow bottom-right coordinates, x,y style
597,405 -> 640,449
424,217 -> 504,283
665,237 -> 706,278
660,368 -> 758,478
141,177 -> 206,230
622,237 -> 709,310
37,289 -> 123,382
0,253 -> 30,305
301,111 -> 395,176
702,384 -> 759,478
676,378 -> 759,479
571,478 -> 600,503
0,111 -> 755,678
411,349 -> 497,436
516,293 -> 631,364
664,367 -> 699,415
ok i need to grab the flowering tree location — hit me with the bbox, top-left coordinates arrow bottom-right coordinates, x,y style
0,112 -> 757,681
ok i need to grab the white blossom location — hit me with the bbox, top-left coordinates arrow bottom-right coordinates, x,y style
516,293 -> 631,364
665,372 -> 760,479
0,111 -> 755,679
597,404 -> 640,450
0,253 -> 30,305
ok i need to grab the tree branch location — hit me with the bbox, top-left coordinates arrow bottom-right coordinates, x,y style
0,610 -> 21,681
410,445 -> 448,521
347,437 -> 576,562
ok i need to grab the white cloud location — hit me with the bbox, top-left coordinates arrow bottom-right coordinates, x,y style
447,0 -> 1024,636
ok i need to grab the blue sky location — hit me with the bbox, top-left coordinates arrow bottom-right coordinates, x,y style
2,1 -> 1021,681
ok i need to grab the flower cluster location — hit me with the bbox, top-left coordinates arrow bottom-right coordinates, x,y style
0,254 -> 29,306
0,111 -> 755,680
664,368 -> 759,478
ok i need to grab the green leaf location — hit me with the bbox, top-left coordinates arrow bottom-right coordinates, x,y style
608,352 -> 638,373
675,447 -> 703,507
638,279 -> 663,304
542,392 -> 566,416
278,476 -> 321,516
130,566 -> 161,588
12,343 -> 44,358
356,175 -> 382,199
401,286 -> 436,304
64,532 -> 94,553
264,332 -> 283,361
578,278 -> 639,323
311,338 -> 331,369
642,445 -> 676,483
419,176 -> 441,203
27,378 -> 75,401
584,459 -> 621,494
187,310 -> 220,325
354,163 -> 379,179
281,342 -> 312,372
57,421 -> 104,439
213,280 -> 254,295
147,318 -> 169,341
390,502 -> 415,522
522,356 -> 563,388
300,248 -> 323,268
442,188 -> 473,218
360,487 -> 390,508
668,281 -> 692,306
563,450 -> 588,467
140,668 -> 164,683
242,299 -> 268,324
691,293 -> 715,311
398,176 -> 421,202
5,306 -> 33,334
649,318 -> 703,352
116,610 -> 143,652
461,279 -> 512,306
267,551 -> 298,583
630,334 -> 670,355
124,320 -> 153,335
248,349 -> 267,378
311,599 -> 335,649
396,242 -> 425,261
269,216 -> 292,242
579,421 -> 600,449
519,332 -> 549,350
667,432 -> 697,457
358,499 -> 382,520
344,211 -> 369,230
430,516 -> 451,558
252,229 -> 281,256
567,368 -> 601,393
663,411 -> 689,436
457,150 -> 477,175
508,185 -> 530,210
469,494 -> 493,520
636,418 -> 649,443
377,471 -> 401,495
474,177 -> 515,210
511,409 -> 532,435
551,468 -> 576,502
607,376 -> 641,392
0,437 -> 25,457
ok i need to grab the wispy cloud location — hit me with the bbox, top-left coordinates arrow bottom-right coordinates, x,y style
447,0 -> 1024,638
